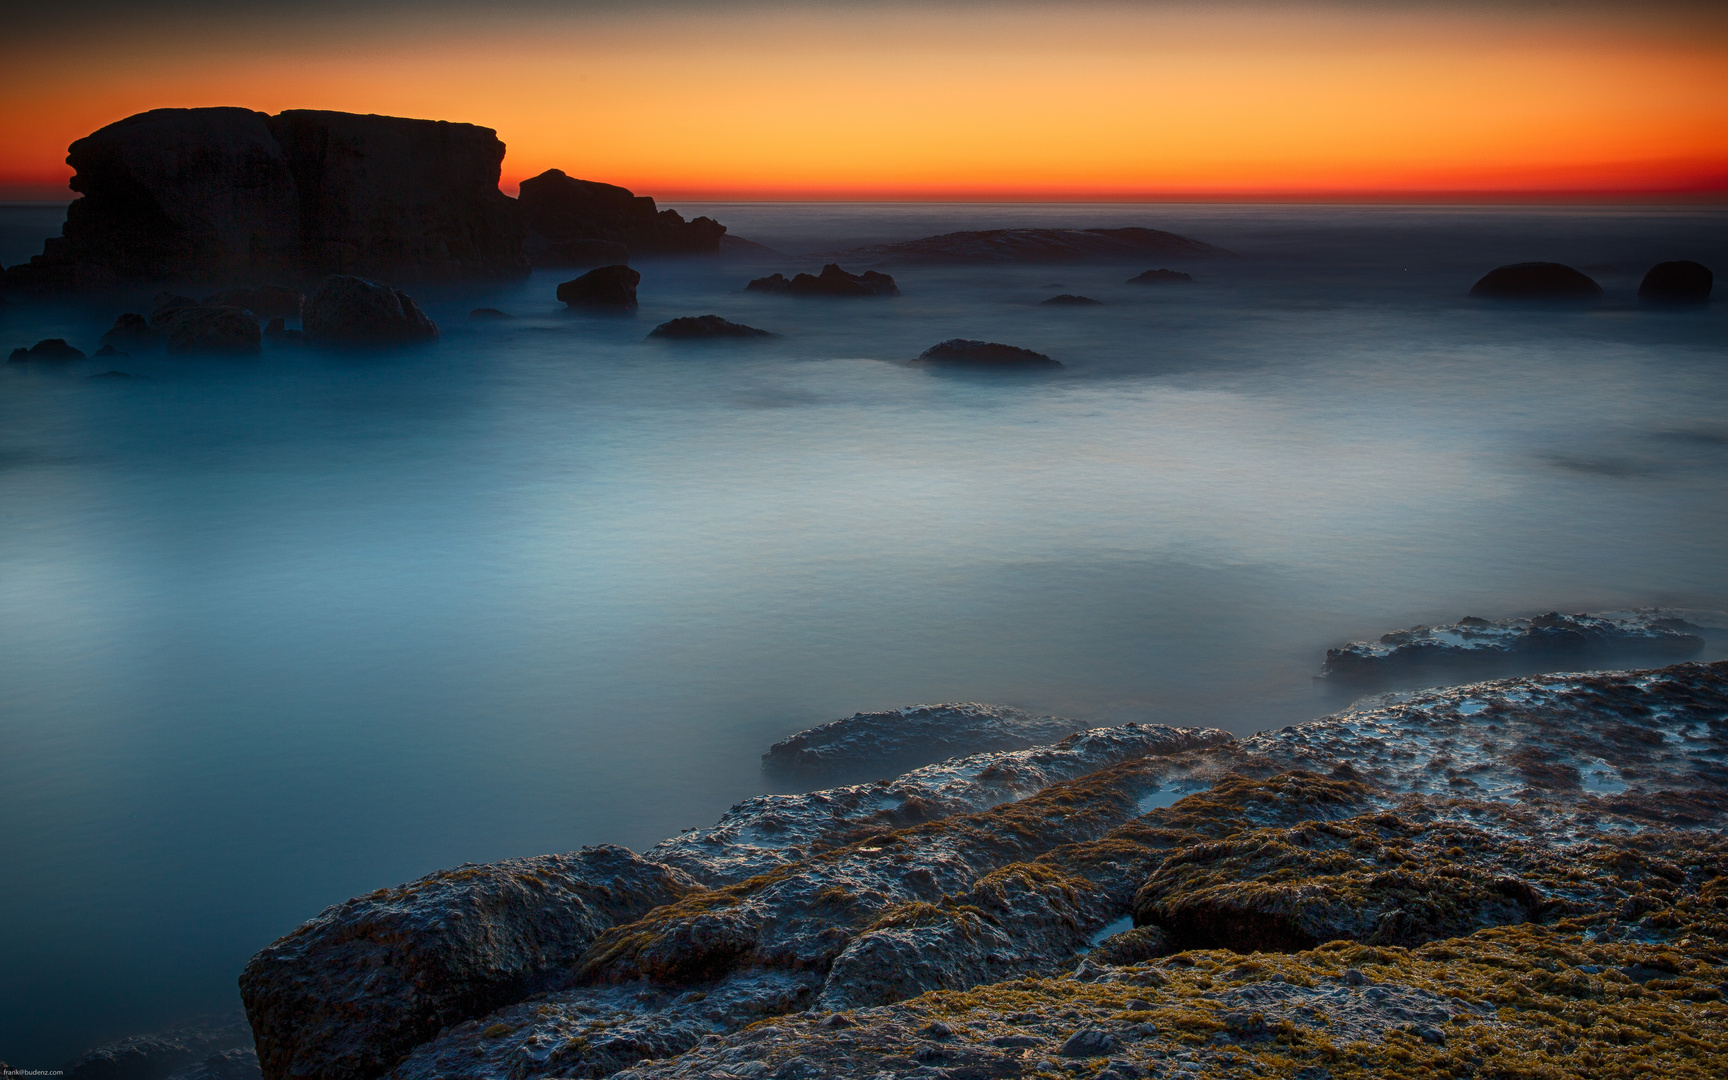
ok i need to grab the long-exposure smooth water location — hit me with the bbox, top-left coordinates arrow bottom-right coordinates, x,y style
2,203 -> 1724,1065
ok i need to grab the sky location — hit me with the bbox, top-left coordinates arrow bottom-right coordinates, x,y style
2,0 -> 1726,201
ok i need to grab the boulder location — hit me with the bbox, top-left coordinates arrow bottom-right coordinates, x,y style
238,845 -> 694,1080
821,227 -> 1229,265
100,313 -> 162,351
647,315 -> 775,339
63,1013 -> 255,1080
301,276 -> 438,345
1127,268 -> 1193,284
746,264 -> 898,297
1041,294 -> 1101,305
156,306 -> 261,355
915,339 -> 1061,368
8,338 -> 86,363
1468,262 -> 1601,300
557,264 -> 640,311
517,169 -> 724,263
203,286 -> 303,318
6,107 -> 527,287
1638,260 -> 1713,304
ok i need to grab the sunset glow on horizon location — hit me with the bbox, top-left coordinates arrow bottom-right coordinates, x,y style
4,1 -> 1726,203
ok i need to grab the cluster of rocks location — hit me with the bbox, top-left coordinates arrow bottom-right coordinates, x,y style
747,264 -> 900,298
1469,260 -> 1713,302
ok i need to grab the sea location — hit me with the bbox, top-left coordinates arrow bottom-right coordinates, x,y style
1,201 -> 1724,1066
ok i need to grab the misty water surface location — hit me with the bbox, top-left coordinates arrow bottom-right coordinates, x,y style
0,203 -> 1724,1064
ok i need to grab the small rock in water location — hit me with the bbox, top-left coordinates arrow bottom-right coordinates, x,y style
916,339 -> 1061,368
1468,262 -> 1601,300
1638,260 -> 1713,304
8,338 -> 86,362
557,264 -> 640,311
1126,268 -> 1193,284
303,276 -> 438,345
648,315 -> 776,340
1041,294 -> 1101,306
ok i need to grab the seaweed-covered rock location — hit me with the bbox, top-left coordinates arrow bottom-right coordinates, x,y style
822,228 -> 1228,265
8,338 -> 86,362
63,1013 -> 254,1080
1040,294 -> 1101,306
762,703 -> 1089,783
517,170 -> 724,263
1468,262 -> 1601,300
647,315 -> 775,340
1638,260 -> 1713,304
1127,268 -> 1193,284
746,264 -> 899,298
301,276 -> 438,345
557,265 -> 640,311
915,340 -> 1060,368
156,305 -> 262,355
239,845 -> 694,1080
1321,610 -> 1708,683
203,286 -> 303,318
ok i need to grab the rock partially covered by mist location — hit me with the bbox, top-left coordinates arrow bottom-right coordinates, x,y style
557,264 -> 640,311
916,339 -> 1061,368
761,703 -> 1090,782
648,315 -> 776,339
8,338 -> 86,363
1468,262 -> 1602,300
823,227 -> 1229,265
1638,260 -> 1713,304
156,305 -> 262,355
203,286 -> 304,319
5,107 -> 526,287
1321,610 -> 1710,684
239,845 -> 696,1080
63,1012 -> 255,1080
1127,268 -> 1194,284
302,276 -> 438,346
518,169 -> 725,265
746,264 -> 900,297
1041,293 -> 1101,306
100,314 -> 163,352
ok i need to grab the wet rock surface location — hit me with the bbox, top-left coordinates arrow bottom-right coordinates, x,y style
517,170 -> 724,264
64,1014 -> 254,1080
240,845 -> 695,1080
762,704 -> 1090,784
1321,609 -> 1712,684
559,265 -> 641,311
821,228 -> 1228,264
1639,260 -> 1714,304
1468,262 -> 1602,300
746,264 -> 899,297
302,276 -> 438,346
648,316 -> 776,340
916,340 -> 1060,368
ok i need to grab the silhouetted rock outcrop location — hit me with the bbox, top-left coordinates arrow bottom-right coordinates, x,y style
239,845 -> 694,1080
1127,268 -> 1193,284
156,305 -> 261,354
557,264 -> 639,311
647,315 -> 775,339
916,339 -> 1061,368
1638,260 -> 1713,304
5,107 -> 527,287
746,264 -> 898,297
100,313 -> 162,352
1041,294 -> 1100,306
301,276 -> 438,345
824,227 -> 1228,265
1469,262 -> 1601,300
517,169 -> 724,266
9,338 -> 86,363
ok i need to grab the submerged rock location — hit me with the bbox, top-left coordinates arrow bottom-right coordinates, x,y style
647,315 -> 776,340
1040,294 -> 1101,306
63,1013 -> 255,1080
557,264 -> 640,311
156,305 -> 262,355
8,338 -> 86,362
762,703 -> 1089,782
240,845 -> 695,1080
1127,268 -> 1194,284
517,169 -> 724,264
1321,609 -> 1709,683
823,227 -> 1228,264
915,339 -> 1060,368
1638,260 -> 1713,304
302,276 -> 438,345
746,264 -> 899,298
1468,262 -> 1602,300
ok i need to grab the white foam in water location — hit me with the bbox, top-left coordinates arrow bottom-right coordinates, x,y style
1,202 -> 1725,1067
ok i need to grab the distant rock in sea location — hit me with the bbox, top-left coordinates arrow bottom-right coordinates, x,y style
557,264 -> 640,312
517,169 -> 724,266
1638,260 -> 1713,304
746,264 -> 899,297
916,339 -> 1061,368
647,315 -> 775,340
822,227 -> 1229,265
1127,268 -> 1194,284
718,234 -> 784,258
1040,293 -> 1101,306
8,338 -> 86,363
1468,262 -> 1602,300
4,107 -> 527,287
762,703 -> 1092,782
302,276 -> 439,346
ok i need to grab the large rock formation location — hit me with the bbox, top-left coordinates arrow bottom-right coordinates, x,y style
5,107 -> 527,287
517,169 -> 725,265
557,265 -> 640,311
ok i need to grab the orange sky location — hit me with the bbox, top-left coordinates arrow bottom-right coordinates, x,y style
3,1 -> 1726,201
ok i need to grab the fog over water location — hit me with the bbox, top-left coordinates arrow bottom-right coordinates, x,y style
1,202 -> 1725,1065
